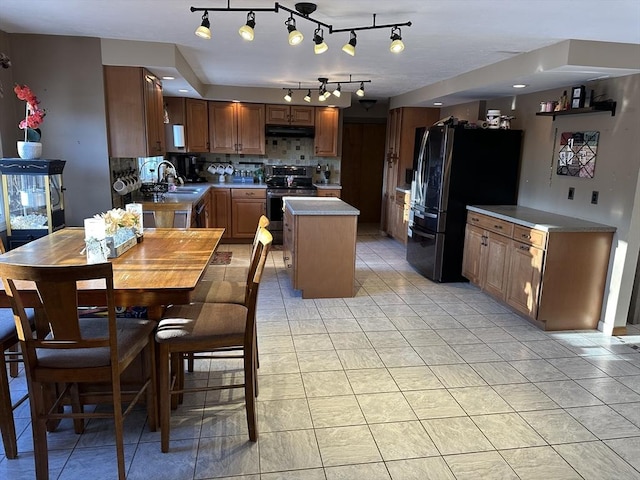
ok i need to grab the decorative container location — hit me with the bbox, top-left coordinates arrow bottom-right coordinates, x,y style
105,227 -> 137,258
17,141 -> 42,160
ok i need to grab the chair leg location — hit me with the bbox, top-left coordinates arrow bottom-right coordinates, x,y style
111,372 -> 126,480
0,354 -> 18,458
244,348 -> 257,442
143,340 -> 157,432
170,353 -> 181,410
158,344 -> 171,453
8,343 -> 19,378
69,383 -> 84,434
31,381 -> 50,480
187,353 -> 194,373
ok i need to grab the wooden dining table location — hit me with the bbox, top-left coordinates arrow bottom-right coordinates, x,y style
0,227 -> 225,320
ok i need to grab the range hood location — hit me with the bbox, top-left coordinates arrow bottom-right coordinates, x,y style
265,125 -> 315,138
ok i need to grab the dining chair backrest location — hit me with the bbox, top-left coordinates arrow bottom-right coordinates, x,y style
0,262 -> 117,369
243,227 -> 272,340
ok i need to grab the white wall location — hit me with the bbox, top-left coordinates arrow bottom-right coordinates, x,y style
442,74 -> 640,333
7,34 -> 113,226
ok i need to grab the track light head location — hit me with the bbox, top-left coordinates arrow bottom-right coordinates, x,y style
342,31 -> 357,56
195,11 -> 212,39
356,82 -> 365,97
304,89 -> 312,102
313,26 -> 328,54
286,16 -> 304,45
238,11 -> 256,41
318,85 -> 327,102
390,26 -> 405,53
284,89 -> 293,102
333,84 -> 342,98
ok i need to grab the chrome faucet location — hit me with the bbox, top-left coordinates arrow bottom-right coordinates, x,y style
157,160 -> 177,183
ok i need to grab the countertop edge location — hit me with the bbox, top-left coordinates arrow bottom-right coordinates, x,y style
467,205 -> 616,233
284,197 -> 360,216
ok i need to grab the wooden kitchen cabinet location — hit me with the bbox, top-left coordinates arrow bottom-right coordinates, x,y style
266,105 -> 315,126
208,102 -> 265,155
104,66 -> 165,158
231,188 -> 266,238
316,188 -> 341,198
381,107 -> 439,235
389,189 -> 410,244
164,97 -> 209,153
211,188 -> 231,238
314,107 -> 339,157
462,207 -> 614,330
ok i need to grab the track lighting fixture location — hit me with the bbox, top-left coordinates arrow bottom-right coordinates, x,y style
390,26 -> 405,53
356,82 -> 365,97
313,26 -> 328,54
190,4 -> 411,52
332,84 -> 341,98
285,16 -> 304,45
238,11 -> 256,41
342,30 -> 357,56
195,10 -> 211,39
304,89 -> 312,102
284,89 -> 293,102
281,76 -> 370,103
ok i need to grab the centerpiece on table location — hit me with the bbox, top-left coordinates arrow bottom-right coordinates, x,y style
14,84 -> 46,160
96,208 -> 141,258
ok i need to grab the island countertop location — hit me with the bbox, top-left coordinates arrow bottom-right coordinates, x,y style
467,205 -> 616,233
283,197 -> 360,216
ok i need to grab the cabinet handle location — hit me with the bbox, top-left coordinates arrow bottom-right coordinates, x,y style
471,217 -> 479,222
283,256 -> 289,261
521,233 -> 531,239
287,264 -> 292,269
519,245 -> 530,251
493,224 -> 502,229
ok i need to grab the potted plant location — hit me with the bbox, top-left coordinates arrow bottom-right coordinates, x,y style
14,84 -> 45,159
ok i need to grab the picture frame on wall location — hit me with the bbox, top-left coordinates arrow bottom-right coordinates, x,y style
571,85 -> 586,109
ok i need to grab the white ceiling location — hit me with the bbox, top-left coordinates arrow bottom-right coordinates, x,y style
1,0 -> 639,106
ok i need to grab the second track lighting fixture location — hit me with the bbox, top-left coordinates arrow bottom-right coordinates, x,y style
195,10 -> 211,39
304,89 -> 312,102
313,26 -> 328,54
238,11 -> 256,41
281,76 -> 371,102
332,84 -> 341,98
356,82 -> 365,97
390,26 -> 405,53
342,31 -> 357,56
190,3 -> 411,53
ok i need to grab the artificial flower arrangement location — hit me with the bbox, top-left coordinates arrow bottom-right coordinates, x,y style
14,84 -> 45,142
95,208 -> 142,258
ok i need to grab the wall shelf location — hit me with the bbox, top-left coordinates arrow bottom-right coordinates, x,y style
536,101 -> 616,120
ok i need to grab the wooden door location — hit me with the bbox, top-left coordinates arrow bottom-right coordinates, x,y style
211,188 -> 231,238
462,224 -> 484,284
185,98 -> 209,152
483,231 -> 511,299
314,107 -> 339,156
144,72 -> 165,156
237,103 -> 265,154
506,241 -> 544,318
208,102 -> 237,154
290,106 -> 315,126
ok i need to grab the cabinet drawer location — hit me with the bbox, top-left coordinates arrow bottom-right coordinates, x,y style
467,212 -> 513,237
231,188 -> 266,199
513,225 -> 547,249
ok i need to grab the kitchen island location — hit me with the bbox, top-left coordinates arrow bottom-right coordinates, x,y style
283,197 -> 360,298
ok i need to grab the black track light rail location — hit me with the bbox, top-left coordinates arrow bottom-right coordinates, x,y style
190,3 -> 411,35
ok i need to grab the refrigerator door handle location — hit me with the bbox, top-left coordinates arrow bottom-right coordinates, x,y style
410,228 -> 436,240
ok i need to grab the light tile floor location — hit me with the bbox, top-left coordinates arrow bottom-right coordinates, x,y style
2,224 -> 640,479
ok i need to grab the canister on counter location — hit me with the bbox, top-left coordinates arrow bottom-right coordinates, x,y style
486,109 -> 501,129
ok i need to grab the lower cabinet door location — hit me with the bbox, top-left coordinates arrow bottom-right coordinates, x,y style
483,232 -> 511,300
232,200 -> 266,238
506,241 -> 544,318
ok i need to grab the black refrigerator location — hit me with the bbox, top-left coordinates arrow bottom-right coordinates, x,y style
406,124 -> 523,282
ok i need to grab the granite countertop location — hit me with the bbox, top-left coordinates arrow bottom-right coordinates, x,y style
314,183 -> 342,189
468,205 -> 616,233
284,197 -> 360,216
208,182 -> 267,189
131,184 -> 210,205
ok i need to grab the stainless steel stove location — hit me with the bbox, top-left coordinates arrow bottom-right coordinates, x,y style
265,165 -> 317,243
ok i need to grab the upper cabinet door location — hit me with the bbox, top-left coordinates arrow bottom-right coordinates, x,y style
185,98 -> 209,152
290,106 -> 315,126
144,73 -> 165,156
265,104 -> 290,125
208,101 -> 238,154
237,103 -> 265,155
314,107 -> 339,157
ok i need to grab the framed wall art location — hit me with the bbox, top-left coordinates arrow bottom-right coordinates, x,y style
557,131 -> 599,178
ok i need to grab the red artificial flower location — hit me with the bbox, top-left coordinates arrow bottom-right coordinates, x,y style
14,84 -> 46,132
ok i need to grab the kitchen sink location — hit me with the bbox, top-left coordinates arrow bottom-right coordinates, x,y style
168,188 -> 199,194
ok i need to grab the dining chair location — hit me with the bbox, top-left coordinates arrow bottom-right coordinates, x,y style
155,227 -> 272,451
186,215 -> 269,373
0,261 -> 158,480
143,208 -> 191,228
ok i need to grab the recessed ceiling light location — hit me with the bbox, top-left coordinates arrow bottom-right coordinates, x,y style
433,102 -> 443,106
178,89 -> 189,93
512,84 -> 527,89
162,76 -> 175,80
